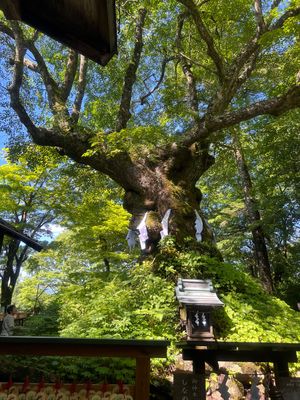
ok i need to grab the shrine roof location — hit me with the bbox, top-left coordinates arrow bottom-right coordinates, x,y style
175,278 -> 224,307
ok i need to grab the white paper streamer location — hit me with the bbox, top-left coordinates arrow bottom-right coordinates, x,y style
194,210 -> 203,242
126,229 -> 137,251
160,209 -> 172,239
137,212 -> 149,250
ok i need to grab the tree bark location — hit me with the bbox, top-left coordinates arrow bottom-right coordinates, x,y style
232,131 -> 274,293
1,239 -> 20,308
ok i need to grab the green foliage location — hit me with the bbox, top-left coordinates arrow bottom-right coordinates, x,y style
200,113 -> 300,302
21,301 -> 60,337
58,265 -> 177,341
152,240 -> 300,348
0,355 -> 135,383
85,126 -> 169,159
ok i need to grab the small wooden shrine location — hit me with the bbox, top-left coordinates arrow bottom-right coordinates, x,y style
176,278 -> 224,341
0,0 -> 117,65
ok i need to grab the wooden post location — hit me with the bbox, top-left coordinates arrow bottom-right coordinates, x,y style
193,359 -> 206,400
135,357 -> 151,400
273,359 -> 290,390
0,232 -> 3,253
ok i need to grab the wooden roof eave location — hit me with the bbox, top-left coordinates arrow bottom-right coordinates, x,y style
0,0 -> 117,66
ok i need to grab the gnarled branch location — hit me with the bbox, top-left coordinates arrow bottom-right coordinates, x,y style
71,55 -> 88,124
254,0 -> 266,33
178,0 -> 225,83
176,12 -> 199,115
61,49 -> 78,102
7,22 -> 41,139
115,8 -> 147,132
183,85 -> 300,146
140,56 -> 172,105
25,41 -> 59,110
270,6 -> 300,31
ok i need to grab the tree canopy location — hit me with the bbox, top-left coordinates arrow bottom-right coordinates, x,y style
0,1 -> 299,303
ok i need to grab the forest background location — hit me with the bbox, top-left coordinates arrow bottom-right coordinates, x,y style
0,0 -> 299,384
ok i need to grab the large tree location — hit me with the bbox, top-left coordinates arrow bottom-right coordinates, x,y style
0,1 -> 299,292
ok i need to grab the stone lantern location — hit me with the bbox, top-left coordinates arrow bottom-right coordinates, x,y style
176,278 -> 224,341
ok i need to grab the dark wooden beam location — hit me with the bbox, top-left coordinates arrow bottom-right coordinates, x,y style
182,349 -> 298,363
0,0 -> 117,66
0,218 -> 43,252
0,336 -> 169,358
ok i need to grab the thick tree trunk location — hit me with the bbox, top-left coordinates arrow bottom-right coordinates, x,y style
232,132 -> 274,293
123,143 -> 217,255
1,272 -> 14,309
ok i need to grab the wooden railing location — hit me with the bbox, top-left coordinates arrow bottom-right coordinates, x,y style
0,336 -> 169,400
177,340 -> 300,400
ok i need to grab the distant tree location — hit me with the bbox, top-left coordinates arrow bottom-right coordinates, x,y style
231,129 -> 273,291
200,112 -> 299,294
0,147 -> 62,307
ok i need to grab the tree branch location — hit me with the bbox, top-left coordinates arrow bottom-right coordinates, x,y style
71,55 -> 88,124
7,22 -> 42,140
254,0 -> 266,33
25,41 -> 59,110
0,21 -> 14,38
183,85 -> 300,146
270,0 -> 282,9
140,56 -> 172,105
61,49 -> 78,102
176,12 -> 199,115
115,8 -> 147,132
224,3 -> 299,108
178,0 -> 225,83
270,7 -> 300,31
23,58 -> 39,72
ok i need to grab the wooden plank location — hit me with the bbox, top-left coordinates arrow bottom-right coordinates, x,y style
182,349 -> 298,363
0,336 -> 169,358
135,357 -> 150,400
178,341 -> 300,351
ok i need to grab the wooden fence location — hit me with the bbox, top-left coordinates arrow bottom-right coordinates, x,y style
0,336 -> 169,400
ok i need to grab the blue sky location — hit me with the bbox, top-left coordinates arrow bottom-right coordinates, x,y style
0,131 -> 5,168
0,135 -> 6,165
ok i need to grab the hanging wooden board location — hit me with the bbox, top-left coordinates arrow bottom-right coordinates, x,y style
0,0 -> 117,65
